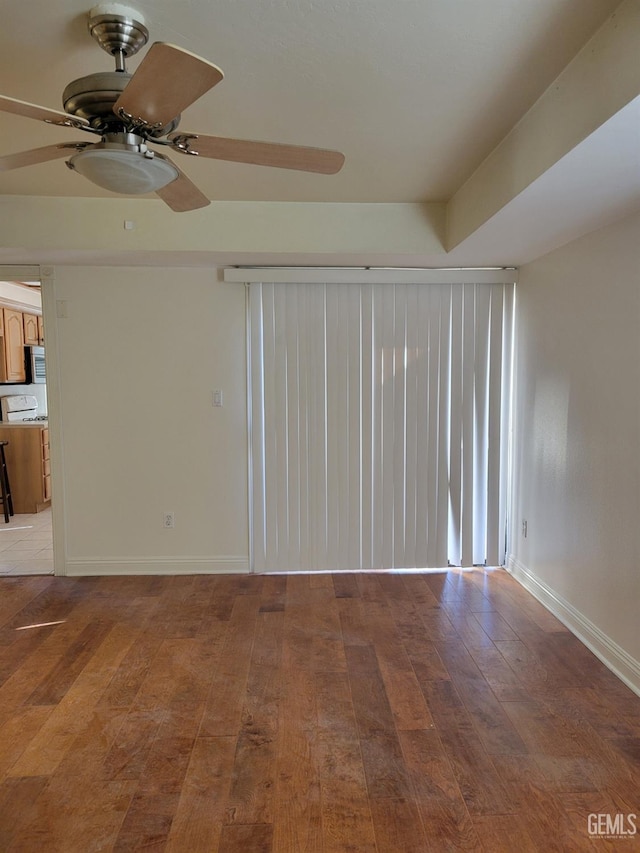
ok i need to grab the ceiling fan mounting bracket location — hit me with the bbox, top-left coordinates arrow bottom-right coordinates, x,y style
44,116 -> 94,131
114,106 -> 176,138
170,134 -> 200,155
87,4 -> 149,61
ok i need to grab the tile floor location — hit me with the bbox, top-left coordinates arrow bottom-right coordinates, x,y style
0,506 -> 53,575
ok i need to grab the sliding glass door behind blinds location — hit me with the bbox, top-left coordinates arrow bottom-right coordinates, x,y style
248,280 -> 514,572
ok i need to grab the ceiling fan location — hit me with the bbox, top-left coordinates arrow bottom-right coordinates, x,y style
0,3 -> 345,212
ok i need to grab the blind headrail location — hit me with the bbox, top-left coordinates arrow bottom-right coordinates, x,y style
224,267 -> 518,285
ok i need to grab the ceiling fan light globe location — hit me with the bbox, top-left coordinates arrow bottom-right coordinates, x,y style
68,147 -> 179,194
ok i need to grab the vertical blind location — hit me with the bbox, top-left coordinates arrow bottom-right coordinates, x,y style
248,280 -> 514,572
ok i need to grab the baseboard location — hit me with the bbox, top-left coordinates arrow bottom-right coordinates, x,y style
62,556 -> 250,576
506,554 -> 640,697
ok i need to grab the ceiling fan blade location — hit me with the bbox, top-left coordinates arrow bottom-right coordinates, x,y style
168,133 -> 345,174
114,43 -> 224,130
0,95 -> 89,129
155,159 -> 210,212
0,142 -> 94,172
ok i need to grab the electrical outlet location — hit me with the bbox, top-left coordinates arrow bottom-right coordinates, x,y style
522,519 -> 528,538
212,389 -> 223,407
164,511 -> 175,529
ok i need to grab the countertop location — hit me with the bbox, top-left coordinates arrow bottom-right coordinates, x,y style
0,421 -> 48,428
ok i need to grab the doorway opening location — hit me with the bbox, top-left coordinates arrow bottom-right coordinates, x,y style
0,272 -> 53,576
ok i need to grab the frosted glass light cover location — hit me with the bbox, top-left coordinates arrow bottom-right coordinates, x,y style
69,147 -> 178,194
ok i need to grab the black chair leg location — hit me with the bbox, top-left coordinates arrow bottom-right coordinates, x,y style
0,442 -> 12,523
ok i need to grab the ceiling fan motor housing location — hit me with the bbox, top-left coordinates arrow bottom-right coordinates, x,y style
63,71 -> 131,126
62,71 -> 181,135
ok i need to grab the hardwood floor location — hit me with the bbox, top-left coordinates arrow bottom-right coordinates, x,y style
0,568 -> 639,852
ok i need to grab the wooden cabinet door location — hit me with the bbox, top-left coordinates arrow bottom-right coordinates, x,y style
37,315 -> 44,345
4,309 -> 25,382
23,313 -> 39,346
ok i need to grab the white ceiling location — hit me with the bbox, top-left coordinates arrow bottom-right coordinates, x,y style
0,0 -> 638,267
0,0 -> 624,203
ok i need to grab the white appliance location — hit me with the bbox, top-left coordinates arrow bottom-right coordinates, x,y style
26,346 -> 46,384
0,394 -> 47,422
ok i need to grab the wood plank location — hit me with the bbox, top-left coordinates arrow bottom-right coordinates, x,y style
218,823 -> 273,853
369,797 -> 429,853
166,736 -> 237,853
272,667 -> 322,853
358,731 -> 414,799
399,728 -> 482,851
0,706 -> 53,776
7,623 -> 136,777
13,779 -> 136,852
471,814 -> 539,852
489,754 -> 600,852
0,576 -> 53,628
354,599 -> 434,730
419,679 -> 515,815
332,573 -> 360,599
98,630 -> 164,708
344,644 -> 396,735
224,610 -> 283,826
114,791 -> 181,851
434,640 -> 528,755
198,594 -> 261,737
26,619 -> 114,705
466,644 -> 530,702
0,775 -> 49,851
259,574 -> 288,612
321,780 -> 377,852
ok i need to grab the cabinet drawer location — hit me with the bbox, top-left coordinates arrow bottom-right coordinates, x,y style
42,429 -> 50,460
43,474 -> 51,501
43,459 -> 51,477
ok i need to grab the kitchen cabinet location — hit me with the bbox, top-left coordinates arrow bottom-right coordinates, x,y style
0,308 -> 26,383
37,315 -> 44,345
23,313 -> 40,346
0,425 -> 51,513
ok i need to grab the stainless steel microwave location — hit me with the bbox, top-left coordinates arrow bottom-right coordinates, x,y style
25,345 -> 46,384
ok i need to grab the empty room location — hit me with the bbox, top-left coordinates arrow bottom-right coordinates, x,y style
0,0 -> 639,850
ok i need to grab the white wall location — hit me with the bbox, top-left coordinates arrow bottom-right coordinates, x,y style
47,266 -> 249,574
508,209 -> 640,691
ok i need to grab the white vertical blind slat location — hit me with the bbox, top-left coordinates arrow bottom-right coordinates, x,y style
381,286 -> 396,569
347,285 -> 362,569
274,285 -> 290,568
486,284 -> 504,566
499,285 -> 515,563
460,284 -> 476,567
310,284 -> 328,569
249,285 -> 266,572
297,284 -> 310,569
361,284 -> 374,568
403,285 -> 420,569
371,286 -> 384,568
473,285 -> 491,565
286,286 -> 301,570
436,285 -> 452,567
425,286 -> 441,567
414,286 -> 430,567
393,285 -> 408,567
248,279 -> 514,572
448,285 -> 464,567
334,282 -> 350,569
262,284 -> 279,568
